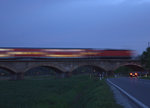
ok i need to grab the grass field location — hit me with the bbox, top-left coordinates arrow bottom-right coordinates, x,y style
0,75 -> 122,108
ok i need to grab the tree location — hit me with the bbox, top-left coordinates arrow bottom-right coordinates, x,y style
141,47 -> 150,71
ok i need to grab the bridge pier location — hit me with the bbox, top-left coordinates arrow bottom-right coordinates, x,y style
55,72 -> 72,78
65,72 -> 72,78
16,73 -> 24,80
10,73 -> 24,80
55,73 -> 65,78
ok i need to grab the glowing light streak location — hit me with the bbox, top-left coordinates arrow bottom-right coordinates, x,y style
80,52 -> 99,55
45,54 -> 82,57
43,49 -> 85,52
0,54 -> 10,57
8,52 -> 47,55
0,49 -> 13,51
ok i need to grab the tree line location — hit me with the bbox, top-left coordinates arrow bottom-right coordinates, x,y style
140,47 -> 150,72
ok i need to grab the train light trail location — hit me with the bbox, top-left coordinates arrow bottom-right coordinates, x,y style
0,49 -> 13,51
80,52 -> 99,55
0,54 -> 10,57
42,49 -> 85,52
45,54 -> 82,57
7,52 -> 47,55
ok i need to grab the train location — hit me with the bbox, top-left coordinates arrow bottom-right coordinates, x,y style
0,48 -> 134,59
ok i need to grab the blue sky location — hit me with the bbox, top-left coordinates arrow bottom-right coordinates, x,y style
0,0 -> 150,54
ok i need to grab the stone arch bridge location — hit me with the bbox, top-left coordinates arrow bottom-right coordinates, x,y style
0,58 -> 145,80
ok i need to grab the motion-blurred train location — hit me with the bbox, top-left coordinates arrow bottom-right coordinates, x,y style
0,48 -> 134,59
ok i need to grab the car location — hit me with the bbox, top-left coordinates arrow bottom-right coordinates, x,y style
129,72 -> 138,77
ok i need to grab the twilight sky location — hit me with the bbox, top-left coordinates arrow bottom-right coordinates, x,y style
0,0 -> 150,55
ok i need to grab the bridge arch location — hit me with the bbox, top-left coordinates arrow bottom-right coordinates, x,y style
71,64 -> 107,75
114,63 -> 145,72
24,65 -> 67,78
0,65 -> 16,74
24,64 -> 65,74
0,65 -> 16,80
113,63 -> 146,76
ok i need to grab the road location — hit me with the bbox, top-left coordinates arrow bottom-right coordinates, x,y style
108,77 -> 150,107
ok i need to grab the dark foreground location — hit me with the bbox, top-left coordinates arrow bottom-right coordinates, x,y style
108,77 -> 150,107
0,75 -> 122,108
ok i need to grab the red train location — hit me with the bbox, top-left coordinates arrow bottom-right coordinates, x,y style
0,48 -> 134,59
